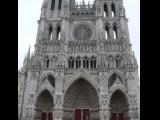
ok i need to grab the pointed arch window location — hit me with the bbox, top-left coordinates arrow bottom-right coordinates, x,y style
104,4 -> 108,17
46,59 -> 49,68
58,0 -> 62,10
51,0 -> 55,10
56,26 -> 61,40
45,56 -> 50,68
90,56 -> 96,69
113,25 -> 118,39
68,56 -> 74,69
83,56 -> 89,69
76,56 -> 81,69
111,3 -> 116,17
116,55 -> 120,68
105,25 -> 109,39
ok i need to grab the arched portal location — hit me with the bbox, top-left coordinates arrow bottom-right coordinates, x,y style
63,78 -> 100,120
34,90 -> 54,120
109,90 -> 129,120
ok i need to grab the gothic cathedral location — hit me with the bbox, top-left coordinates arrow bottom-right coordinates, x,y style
18,0 -> 140,120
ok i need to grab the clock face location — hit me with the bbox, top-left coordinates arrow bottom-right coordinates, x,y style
73,24 -> 92,41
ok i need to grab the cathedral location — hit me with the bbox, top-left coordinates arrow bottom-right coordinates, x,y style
18,0 -> 140,120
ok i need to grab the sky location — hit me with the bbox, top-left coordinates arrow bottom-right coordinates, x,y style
18,0 -> 140,76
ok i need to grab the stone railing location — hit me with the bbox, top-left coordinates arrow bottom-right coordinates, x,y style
68,41 -> 97,52
70,1 -> 96,17
68,40 -> 97,52
35,40 -> 61,53
99,40 -> 128,52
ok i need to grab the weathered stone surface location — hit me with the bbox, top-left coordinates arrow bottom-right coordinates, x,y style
18,0 -> 140,120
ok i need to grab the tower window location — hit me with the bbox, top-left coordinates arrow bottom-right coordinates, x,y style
51,0 -> 55,10
46,59 -> 49,68
111,3 -> 116,17
104,4 -> 108,17
83,56 -> 89,69
76,56 -> 81,69
105,25 -> 109,39
90,56 -> 96,69
45,56 -> 50,68
113,25 -> 118,39
58,0 -> 62,10
86,60 -> 89,69
116,55 -> 120,68
116,59 -> 119,68
68,56 -> 74,69
56,26 -> 61,40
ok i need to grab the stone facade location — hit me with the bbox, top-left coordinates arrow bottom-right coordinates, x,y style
18,0 -> 140,120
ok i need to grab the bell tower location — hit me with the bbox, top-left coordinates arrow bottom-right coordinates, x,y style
18,0 -> 140,120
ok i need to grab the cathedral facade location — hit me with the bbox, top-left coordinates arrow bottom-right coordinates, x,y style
18,0 -> 140,120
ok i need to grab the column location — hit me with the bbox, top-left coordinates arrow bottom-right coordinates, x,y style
52,27 -> 56,40
74,60 -> 76,69
55,0 -> 59,11
33,108 -> 40,120
99,95 -> 109,120
117,27 -> 121,39
107,3 -> 112,18
54,95 -> 63,120
109,27 -> 114,40
115,3 -> 119,18
127,103 -> 132,120
81,57 -> 83,68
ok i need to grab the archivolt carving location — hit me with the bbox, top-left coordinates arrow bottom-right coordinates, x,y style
108,88 -> 129,106
34,86 -> 54,107
63,78 -> 100,120
64,72 -> 99,95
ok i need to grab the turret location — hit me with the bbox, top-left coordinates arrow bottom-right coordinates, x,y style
27,46 -> 30,61
22,55 -> 27,68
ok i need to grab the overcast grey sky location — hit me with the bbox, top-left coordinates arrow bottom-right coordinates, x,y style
18,0 -> 140,75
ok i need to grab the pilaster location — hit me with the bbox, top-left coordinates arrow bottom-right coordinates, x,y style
54,95 -> 64,120
99,95 -> 110,120
107,3 -> 112,18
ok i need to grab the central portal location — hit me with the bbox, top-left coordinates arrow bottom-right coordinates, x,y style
63,78 -> 100,120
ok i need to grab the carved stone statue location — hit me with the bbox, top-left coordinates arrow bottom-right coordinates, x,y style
120,5 -> 125,17
61,30 -> 65,40
63,1 -> 68,16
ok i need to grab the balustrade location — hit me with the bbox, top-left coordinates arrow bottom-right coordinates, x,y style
68,41 -> 97,52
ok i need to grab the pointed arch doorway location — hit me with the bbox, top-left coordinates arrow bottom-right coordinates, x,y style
63,78 -> 100,120
109,90 -> 129,120
34,89 -> 54,120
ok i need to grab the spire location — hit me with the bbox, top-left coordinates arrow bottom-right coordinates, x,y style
120,4 -> 126,17
82,0 -> 85,5
22,54 -> 27,68
30,52 -> 35,63
41,0 -> 48,9
24,54 -> 27,62
133,53 -> 138,67
27,45 -> 31,61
